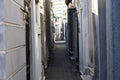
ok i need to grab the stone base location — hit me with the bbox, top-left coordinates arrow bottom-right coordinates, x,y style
84,67 -> 94,76
81,75 -> 92,80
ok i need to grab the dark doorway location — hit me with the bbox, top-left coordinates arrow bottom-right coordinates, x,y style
26,17 -> 31,80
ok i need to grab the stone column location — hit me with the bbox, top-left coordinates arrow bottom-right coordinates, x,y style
98,0 -> 107,80
92,0 -> 100,79
92,0 -> 107,79
82,0 -> 89,73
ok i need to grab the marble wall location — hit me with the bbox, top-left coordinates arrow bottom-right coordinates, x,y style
0,0 -> 26,80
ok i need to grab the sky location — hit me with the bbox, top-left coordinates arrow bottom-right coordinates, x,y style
52,0 -> 67,18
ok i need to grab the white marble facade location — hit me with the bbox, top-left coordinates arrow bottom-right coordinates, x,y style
0,0 -> 26,80
75,0 -> 90,74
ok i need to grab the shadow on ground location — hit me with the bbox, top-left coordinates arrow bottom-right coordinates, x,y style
45,43 -> 81,80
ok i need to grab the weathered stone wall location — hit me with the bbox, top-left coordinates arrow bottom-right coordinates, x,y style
75,0 -> 120,80
88,0 -> 94,68
106,0 -> 120,80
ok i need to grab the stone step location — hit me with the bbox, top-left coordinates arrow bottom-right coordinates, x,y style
87,67 -> 94,76
81,75 -> 92,80
84,67 -> 94,76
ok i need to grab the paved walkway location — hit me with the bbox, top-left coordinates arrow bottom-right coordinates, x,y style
45,43 -> 81,80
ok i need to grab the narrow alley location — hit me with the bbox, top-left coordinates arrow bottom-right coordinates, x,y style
0,0 -> 120,80
45,43 -> 81,80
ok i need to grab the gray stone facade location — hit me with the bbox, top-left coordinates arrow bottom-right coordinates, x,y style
75,0 -> 120,80
106,0 -> 120,80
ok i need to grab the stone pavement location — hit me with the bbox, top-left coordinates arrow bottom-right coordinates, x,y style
45,43 -> 81,80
